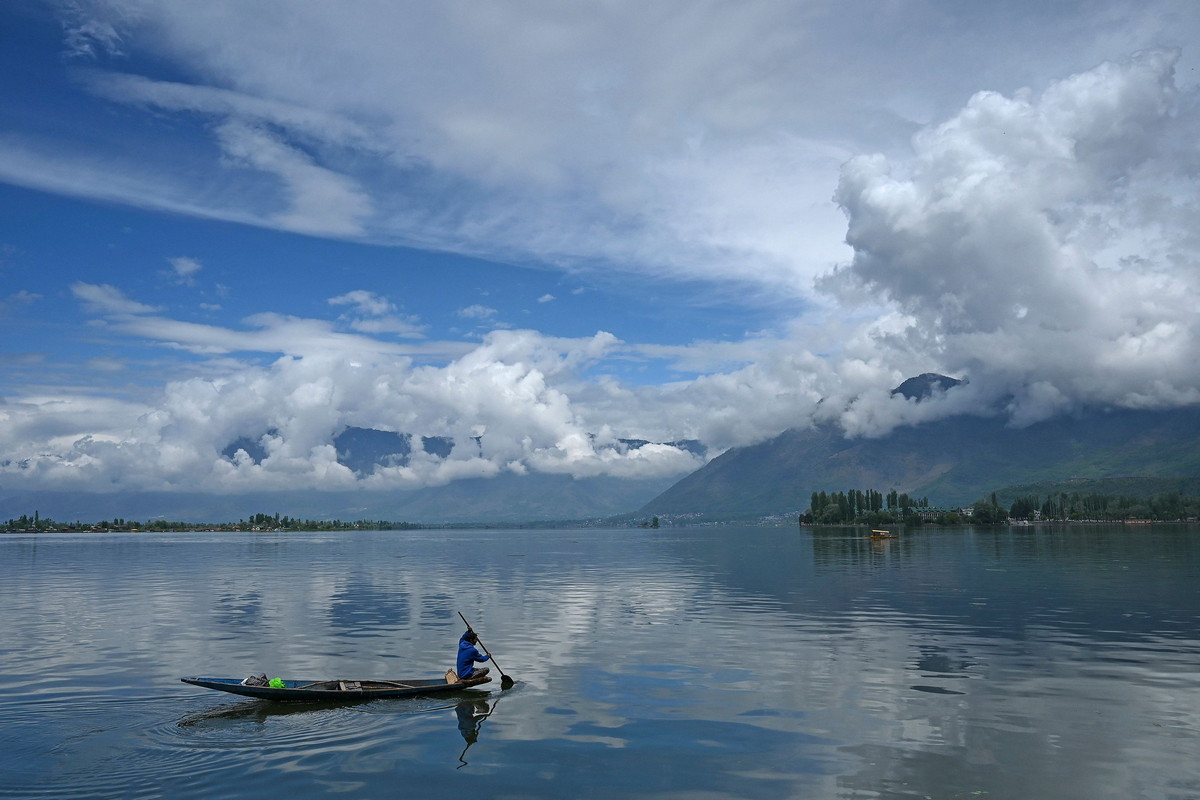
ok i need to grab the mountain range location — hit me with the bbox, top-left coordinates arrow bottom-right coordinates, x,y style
6,375 -> 1200,524
639,387 -> 1200,520
0,428 -> 699,525
0,471 -> 679,526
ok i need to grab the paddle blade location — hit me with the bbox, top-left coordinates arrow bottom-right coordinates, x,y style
500,674 -> 515,690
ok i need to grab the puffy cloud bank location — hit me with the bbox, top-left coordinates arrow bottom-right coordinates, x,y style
0,325 -> 713,493
830,50 -> 1200,431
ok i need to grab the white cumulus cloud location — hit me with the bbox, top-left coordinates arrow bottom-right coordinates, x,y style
829,50 -> 1200,429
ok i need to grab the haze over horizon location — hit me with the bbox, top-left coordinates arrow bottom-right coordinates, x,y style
3,1 -> 1200,499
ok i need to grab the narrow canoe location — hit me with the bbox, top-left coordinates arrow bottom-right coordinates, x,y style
181,674 -> 491,702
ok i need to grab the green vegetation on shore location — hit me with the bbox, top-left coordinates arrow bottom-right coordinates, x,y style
804,481 -> 1200,526
3,511 -> 422,533
804,489 -> 938,526
1005,488 -> 1200,522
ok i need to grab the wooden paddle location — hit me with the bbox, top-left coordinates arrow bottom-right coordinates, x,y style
458,611 -> 515,689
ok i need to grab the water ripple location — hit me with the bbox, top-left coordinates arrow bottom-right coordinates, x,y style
2,527 -> 1198,799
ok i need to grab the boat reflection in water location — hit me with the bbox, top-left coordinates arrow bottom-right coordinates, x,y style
177,693 -> 503,768
456,697 -> 498,768
177,698 -> 345,727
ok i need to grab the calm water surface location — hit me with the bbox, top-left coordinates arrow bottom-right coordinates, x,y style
1,525 -> 1198,799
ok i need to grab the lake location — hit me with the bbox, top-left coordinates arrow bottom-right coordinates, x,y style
1,525 -> 1198,799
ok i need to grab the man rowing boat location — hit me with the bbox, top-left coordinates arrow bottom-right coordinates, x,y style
457,630 -> 491,680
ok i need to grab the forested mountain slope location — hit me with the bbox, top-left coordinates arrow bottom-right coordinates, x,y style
641,407 -> 1200,517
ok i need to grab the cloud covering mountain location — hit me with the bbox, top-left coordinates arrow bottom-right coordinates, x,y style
2,2 -> 1199,501
830,49 -> 1200,430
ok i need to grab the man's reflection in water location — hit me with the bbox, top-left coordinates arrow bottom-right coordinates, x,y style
456,698 -> 495,768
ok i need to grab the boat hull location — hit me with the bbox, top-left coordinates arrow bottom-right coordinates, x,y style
181,674 -> 492,702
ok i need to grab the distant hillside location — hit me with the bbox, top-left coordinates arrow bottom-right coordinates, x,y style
0,471 -> 679,525
641,406 -> 1200,518
992,476 -> 1200,508
221,425 -> 705,476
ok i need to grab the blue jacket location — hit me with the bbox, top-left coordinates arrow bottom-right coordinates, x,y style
457,633 -> 490,678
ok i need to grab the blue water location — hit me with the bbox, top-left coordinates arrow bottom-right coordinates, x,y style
1,525 -> 1198,799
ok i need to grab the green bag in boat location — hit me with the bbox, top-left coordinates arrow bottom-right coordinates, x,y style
268,678 -> 285,688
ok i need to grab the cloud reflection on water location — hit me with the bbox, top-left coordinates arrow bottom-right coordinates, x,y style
2,527 -> 1198,799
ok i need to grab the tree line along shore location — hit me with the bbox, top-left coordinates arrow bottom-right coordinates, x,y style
7,485 -> 1200,533
802,487 -> 1200,526
3,511 -> 423,533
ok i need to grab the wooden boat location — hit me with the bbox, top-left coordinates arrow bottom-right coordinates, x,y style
181,673 -> 491,702
868,529 -> 898,539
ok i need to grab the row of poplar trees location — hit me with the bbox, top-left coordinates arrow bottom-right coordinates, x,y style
808,489 -> 930,523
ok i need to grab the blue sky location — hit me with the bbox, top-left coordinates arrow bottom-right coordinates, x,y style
3,1 -> 1200,497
